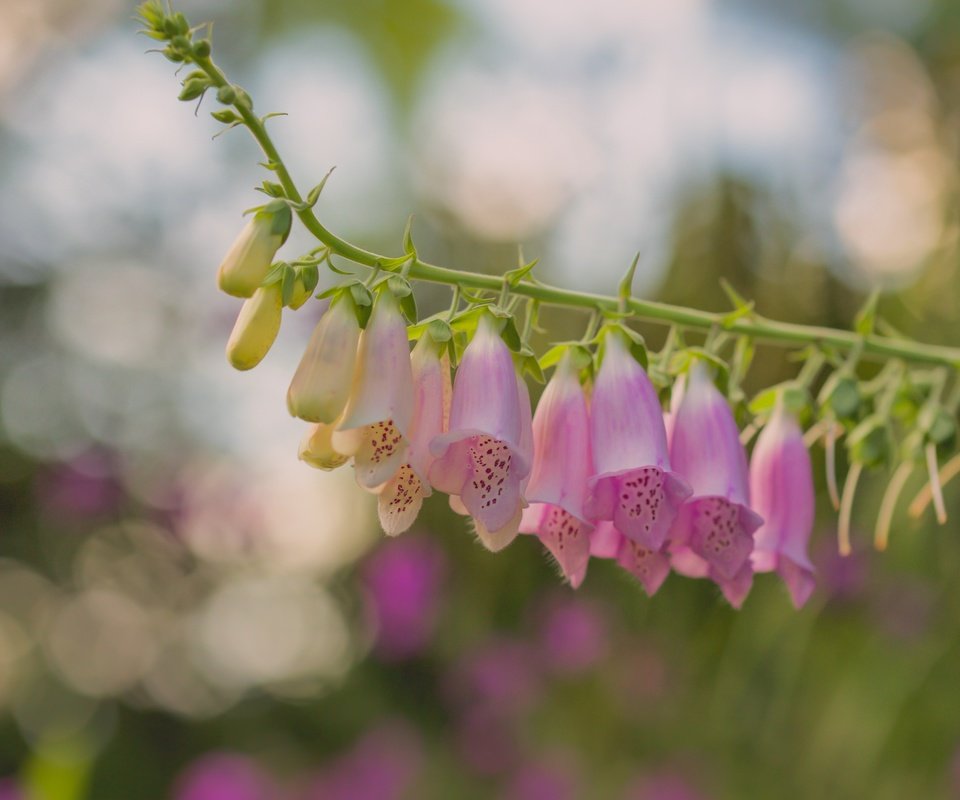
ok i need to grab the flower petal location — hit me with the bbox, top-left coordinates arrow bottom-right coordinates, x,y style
521,502 -> 591,588
472,502 -> 523,552
298,422 -> 349,470
672,495 -> 762,581
335,419 -> 408,489
378,464 -> 426,536
617,539 -> 671,596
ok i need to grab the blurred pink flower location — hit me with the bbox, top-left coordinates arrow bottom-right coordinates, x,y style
173,753 -> 275,800
363,537 -> 446,660
0,778 -> 23,800
36,451 -> 122,520
455,704 -> 520,776
624,771 -> 711,800
537,595 -> 609,675
447,638 -> 542,714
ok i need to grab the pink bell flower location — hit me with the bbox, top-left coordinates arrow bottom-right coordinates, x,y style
429,313 -> 531,551
378,336 -> 452,535
749,403 -> 816,609
668,361 -> 763,607
519,352 -> 593,587
332,290 -> 414,489
585,330 -> 691,550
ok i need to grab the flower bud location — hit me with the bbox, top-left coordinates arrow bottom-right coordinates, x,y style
287,296 -> 360,423
217,202 -> 291,297
225,283 -> 282,370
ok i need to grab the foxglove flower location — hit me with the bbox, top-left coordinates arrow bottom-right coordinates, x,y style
287,296 -> 360,423
430,313 -> 531,551
519,352 -> 593,587
586,330 -> 690,550
668,361 -> 762,607
225,283 -> 282,370
217,202 -> 292,298
749,404 -> 816,608
378,336 -> 452,535
332,290 -> 414,489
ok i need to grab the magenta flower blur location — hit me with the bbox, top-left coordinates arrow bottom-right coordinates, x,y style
537,595 -> 609,674
668,362 -> 762,608
519,351 -> 593,586
749,404 -> 816,608
586,330 -> 690,551
363,536 -> 446,660
430,313 -> 531,550
173,753 -> 274,800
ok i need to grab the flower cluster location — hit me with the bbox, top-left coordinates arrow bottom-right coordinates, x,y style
217,221 -> 818,608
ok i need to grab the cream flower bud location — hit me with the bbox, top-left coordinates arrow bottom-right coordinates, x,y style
217,202 -> 292,298
225,283 -> 282,370
287,296 -> 361,423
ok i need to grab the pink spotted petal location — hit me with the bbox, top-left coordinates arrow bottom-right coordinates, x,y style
520,503 -> 591,588
714,562 -> 754,609
459,436 -> 523,532
669,545 -> 710,578
338,290 -> 414,438
449,494 -> 469,516
377,464 -> 425,536
587,467 -> 691,550
672,495 -> 762,581
472,503 -> 522,552
334,419 -> 408,490
617,539 -> 671,596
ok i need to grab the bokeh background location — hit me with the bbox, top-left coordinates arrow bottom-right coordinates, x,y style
1,0 -> 960,797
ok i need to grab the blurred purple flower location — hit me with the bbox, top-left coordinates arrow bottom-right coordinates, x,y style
173,753 -> 275,800
505,758 -> 579,800
813,534 -> 869,602
0,778 -> 24,800
303,721 -> 422,800
446,638 -> 542,714
869,578 -> 936,642
537,595 -> 609,675
362,536 -> 446,660
36,450 -> 123,519
624,772 -> 711,800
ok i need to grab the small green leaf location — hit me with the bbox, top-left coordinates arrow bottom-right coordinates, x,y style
260,180 -> 285,198
280,264 -> 296,306
399,292 -> 418,324
386,274 -> 412,298
402,214 -> 417,256
349,282 -> 373,309
305,167 -> 336,207
719,278 -> 751,311
505,257 -> 539,288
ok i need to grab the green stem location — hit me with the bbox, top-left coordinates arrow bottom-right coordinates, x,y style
193,55 -> 960,369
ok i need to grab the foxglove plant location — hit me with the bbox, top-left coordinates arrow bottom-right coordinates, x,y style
332,289 -> 414,489
142,0 -> 960,610
585,328 -> 691,550
519,349 -> 593,587
377,334 -> 452,536
668,362 -> 763,608
429,313 -> 531,551
749,404 -> 816,608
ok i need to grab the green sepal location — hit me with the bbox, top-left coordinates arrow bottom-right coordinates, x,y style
211,109 -> 240,124
504,257 -> 539,288
426,318 -> 453,345
402,215 -> 417,257
670,348 -> 730,396
517,352 -> 545,384
539,343 -> 592,373
500,316 -> 522,352
595,323 -> 647,370
280,265 -> 296,306
216,85 -> 237,105
748,382 -> 812,422
258,180 -> 285,199
305,167 -> 336,208
260,261 -> 287,287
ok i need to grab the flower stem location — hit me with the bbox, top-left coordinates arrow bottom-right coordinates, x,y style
192,54 -> 960,369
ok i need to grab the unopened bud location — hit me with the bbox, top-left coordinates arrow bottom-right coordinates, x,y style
193,40 -> 211,58
217,85 -> 236,105
225,284 -> 283,370
217,203 -> 291,297
287,296 -> 360,423
298,423 -> 349,470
